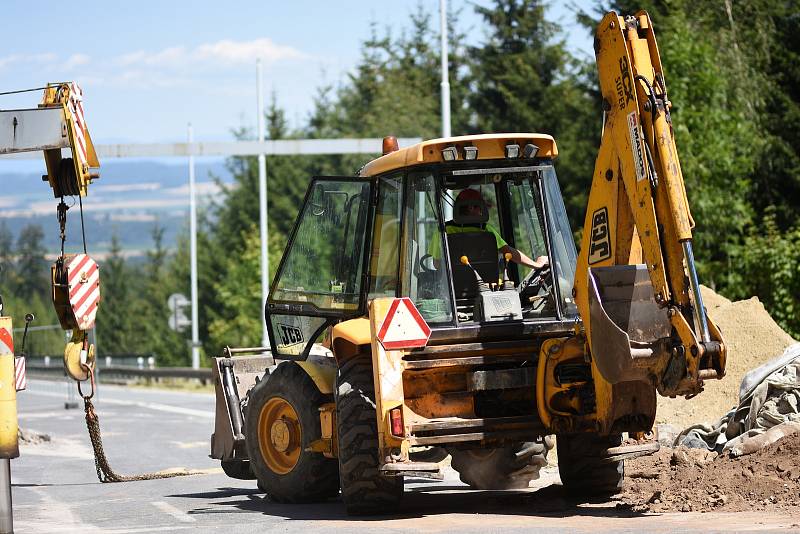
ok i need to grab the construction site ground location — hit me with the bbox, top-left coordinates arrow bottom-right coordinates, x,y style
14,377 -> 799,533
13,287 -> 800,533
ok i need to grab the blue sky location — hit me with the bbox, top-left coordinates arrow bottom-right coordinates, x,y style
1,1 -> 594,148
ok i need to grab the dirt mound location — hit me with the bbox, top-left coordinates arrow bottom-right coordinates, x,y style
622,433 -> 800,513
655,287 -> 797,430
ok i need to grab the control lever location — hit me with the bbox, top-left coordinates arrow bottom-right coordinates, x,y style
460,256 -> 491,293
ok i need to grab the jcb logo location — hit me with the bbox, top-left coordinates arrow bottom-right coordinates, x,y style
615,56 -> 634,110
588,207 -> 611,264
277,323 -> 304,347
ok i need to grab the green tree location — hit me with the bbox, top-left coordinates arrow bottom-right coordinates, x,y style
0,222 -> 14,298
139,224 -> 188,366
730,212 -> 800,339
739,0 -> 800,230
97,232 -> 134,354
468,0 -> 599,230
15,224 -> 49,299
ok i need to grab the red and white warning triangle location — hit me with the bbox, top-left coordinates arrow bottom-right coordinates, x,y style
376,297 -> 431,350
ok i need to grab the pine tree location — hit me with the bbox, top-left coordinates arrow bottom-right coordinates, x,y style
97,232 -> 133,354
0,222 -> 14,297
469,0 -> 599,231
15,224 -> 48,299
139,223 -> 188,366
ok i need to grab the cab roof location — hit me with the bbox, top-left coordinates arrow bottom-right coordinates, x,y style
360,133 -> 558,178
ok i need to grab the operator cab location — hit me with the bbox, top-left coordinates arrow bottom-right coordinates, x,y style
265,135 -> 579,359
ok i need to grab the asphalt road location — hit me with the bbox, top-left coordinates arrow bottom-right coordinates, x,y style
11,378 -> 799,533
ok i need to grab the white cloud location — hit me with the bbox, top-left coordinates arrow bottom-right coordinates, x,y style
118,46 -> 186,67
116,38 -> 308,69
196,38 -> 307,64
64,53 -> 90,69
0,53 -> 57,69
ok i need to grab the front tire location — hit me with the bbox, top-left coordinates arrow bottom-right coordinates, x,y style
336,357 -> 403,515
449,438 -> 552,490
245,362 -> 339,503
556,433 -> 624,496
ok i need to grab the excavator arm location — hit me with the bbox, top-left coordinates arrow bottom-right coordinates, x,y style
574,12 -> 726,398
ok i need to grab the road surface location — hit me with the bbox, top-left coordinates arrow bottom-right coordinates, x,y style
12,378 -> 799,533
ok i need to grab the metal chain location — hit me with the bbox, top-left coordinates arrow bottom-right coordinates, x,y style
79,369 -> 197,483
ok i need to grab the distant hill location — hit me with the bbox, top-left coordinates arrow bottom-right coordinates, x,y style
0,160 -> 233,257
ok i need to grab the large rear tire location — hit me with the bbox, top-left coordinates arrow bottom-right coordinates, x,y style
449,438 -> 552,490
336,357 -> 403,515
556,433 -> 624,496
245,362 -> 339,503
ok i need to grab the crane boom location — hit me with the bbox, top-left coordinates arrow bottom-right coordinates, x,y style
0,82 -> 99,196
0,82 -> 100,383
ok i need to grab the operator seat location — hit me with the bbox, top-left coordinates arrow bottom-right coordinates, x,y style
447,232 -> 499,299
445,191 -> 500,315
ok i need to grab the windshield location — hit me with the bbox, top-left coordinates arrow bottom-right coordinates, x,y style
406,163 -> 576,323
542,166 -> 579,317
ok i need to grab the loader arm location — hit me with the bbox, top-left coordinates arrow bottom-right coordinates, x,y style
574,12 -> 725,397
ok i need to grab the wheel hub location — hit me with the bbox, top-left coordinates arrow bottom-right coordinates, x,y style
258,397 -> 303,475
270,417 -> 296,453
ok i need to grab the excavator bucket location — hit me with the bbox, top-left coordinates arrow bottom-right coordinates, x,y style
588,265 -> 672,384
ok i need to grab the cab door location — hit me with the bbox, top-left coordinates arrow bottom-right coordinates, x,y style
265,177 -> 373,360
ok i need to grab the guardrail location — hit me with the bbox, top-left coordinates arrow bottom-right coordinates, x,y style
26,362 -> 212,385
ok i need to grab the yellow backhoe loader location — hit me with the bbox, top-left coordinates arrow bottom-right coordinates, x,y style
211,10 -> 726,514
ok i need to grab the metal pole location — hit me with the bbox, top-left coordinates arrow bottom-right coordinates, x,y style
188,124 -> 200,370
440,0 -> 454,222
440,0 -> 451,139
0,459 -> 11,534
257,59 -> 270,349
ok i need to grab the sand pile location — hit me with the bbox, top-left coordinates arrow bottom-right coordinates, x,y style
655,286 -> 797,430
622,433 -> 800,513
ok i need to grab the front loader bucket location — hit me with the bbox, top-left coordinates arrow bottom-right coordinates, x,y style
588,265 -> 671,384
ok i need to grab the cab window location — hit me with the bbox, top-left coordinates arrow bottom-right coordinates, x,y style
402,172 -> 454,323
271,179 -> 371,313
368,173 -> 403,299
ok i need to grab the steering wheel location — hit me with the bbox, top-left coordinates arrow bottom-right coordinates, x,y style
518,264 -> 551,296
419,254 -> 436,273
